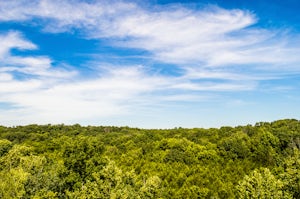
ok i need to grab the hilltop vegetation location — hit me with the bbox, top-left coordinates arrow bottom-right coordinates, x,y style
0,119 -> 300,198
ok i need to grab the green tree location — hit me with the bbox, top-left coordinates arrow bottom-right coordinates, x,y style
0,168 -> 29,198
251,130 -> 280,165
219,131 -> 251,159
236,168 -> 292,198
280,150 -> 300,198
0,139 -> 13,157
140,176 -> 162,198
67,160 -> 141,198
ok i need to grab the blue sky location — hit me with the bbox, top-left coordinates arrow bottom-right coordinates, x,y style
0,0 -> 300,128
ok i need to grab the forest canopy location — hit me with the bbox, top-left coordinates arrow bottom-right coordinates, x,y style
0,119 -> 299,198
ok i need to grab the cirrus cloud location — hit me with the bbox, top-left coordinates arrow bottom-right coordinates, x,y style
0,0 -> 300,127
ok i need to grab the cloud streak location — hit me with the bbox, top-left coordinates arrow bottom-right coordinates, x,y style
2,1 -> 300,71
0,31 -> 196,124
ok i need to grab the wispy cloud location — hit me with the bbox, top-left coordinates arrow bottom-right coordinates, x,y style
2,1 -> 300,71
0,31 -> 149,123
0,31 -> 36,56
0,31 -> 186,124
0,31 -> 76,78
0,0 -> 300,126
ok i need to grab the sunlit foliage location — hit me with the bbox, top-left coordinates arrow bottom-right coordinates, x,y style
0,119 -> 299,198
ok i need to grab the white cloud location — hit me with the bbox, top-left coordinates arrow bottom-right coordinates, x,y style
0,80 -> 42,94
1,0 -> 300,73
0,31 -> 76,79
0,73 -> 13,81
0,30 -> 241,125
110,8 -> 300,69
169,80 -> 256,91
1,0 -> 300,126
0,64 -> 172,124
0,31 -> 36,57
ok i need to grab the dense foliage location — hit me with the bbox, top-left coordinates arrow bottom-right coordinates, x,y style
0,119 -> 300,198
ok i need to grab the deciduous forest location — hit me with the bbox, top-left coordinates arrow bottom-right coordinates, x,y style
0,119 -> 299,198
